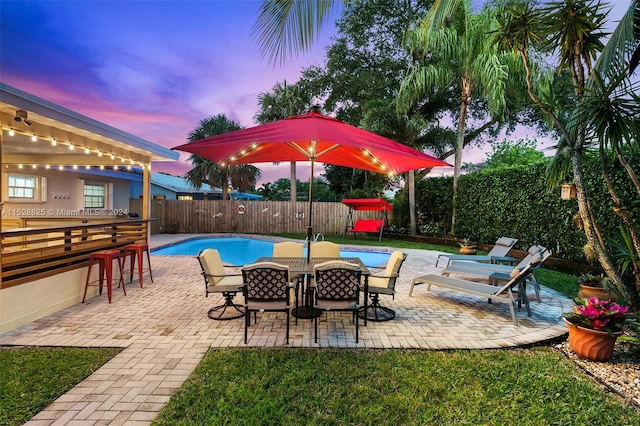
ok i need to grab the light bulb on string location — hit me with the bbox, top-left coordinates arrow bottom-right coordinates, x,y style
9,128 -> 15,136
51,138 -> 56,146
85,147 -> 90,154
32,134 -> 37,142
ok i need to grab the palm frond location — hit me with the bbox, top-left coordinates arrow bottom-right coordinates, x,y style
594,0 -> 638,77
252,0 -> 337,66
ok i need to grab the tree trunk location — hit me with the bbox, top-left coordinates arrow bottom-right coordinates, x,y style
573,150 -> 640,307
408,170 -> 417,235
451,79 -> 470,236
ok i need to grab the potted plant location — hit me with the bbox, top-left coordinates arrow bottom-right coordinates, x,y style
563,297 -> 634,362
577,273 -> 616,301
458,238 -> 476,255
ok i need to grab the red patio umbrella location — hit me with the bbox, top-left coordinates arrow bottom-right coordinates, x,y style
173,109 -> 450,257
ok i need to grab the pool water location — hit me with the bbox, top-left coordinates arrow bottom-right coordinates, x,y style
152,237 -> 391,267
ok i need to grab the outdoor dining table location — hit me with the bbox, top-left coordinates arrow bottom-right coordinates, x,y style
255,257 -> 371,324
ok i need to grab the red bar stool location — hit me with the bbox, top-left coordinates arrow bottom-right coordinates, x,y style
82,249 -> 125,303
123,243 -> 153,287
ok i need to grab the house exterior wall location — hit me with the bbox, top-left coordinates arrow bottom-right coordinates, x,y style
1,169 -> 131,218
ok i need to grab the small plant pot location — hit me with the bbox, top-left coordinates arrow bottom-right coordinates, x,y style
564,319 -> 622,362
577,284 -> 616,301
459,246 -> 476,255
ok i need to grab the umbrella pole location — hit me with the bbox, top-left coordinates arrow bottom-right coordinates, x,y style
306,159 -> 315,262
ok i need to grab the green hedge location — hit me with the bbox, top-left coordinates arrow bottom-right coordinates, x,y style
410,151 -> 639,261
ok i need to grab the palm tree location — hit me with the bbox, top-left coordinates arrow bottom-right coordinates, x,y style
396,1 -> 509,235
254,81 -> 314,202
493,0 -> 640,307
185,114 -> 261,200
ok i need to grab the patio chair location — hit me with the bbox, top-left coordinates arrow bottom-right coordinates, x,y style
310,241 -> 340,258
272,241 -> 304,258
197,249 -> 244,320
409,253 -> 544,326
359,251 -> 407,322
442,245 -> 549,302
435,237 -> 518,267
242,262 -> 294,345
313,261 -> 362,343
272,241 -> 304,323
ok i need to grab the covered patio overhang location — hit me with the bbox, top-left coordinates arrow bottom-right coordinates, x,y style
0,82 -> 179,333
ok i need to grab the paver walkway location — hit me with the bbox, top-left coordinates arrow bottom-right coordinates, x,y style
1,234 -> 573,425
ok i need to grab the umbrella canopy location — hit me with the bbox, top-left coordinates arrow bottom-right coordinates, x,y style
173,110 -> 449,175
173,110 -> 450,259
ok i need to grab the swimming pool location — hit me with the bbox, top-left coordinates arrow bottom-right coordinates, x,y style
152,237 -> 391,267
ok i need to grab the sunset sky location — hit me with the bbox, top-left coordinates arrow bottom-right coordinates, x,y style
0,0 -> 631,185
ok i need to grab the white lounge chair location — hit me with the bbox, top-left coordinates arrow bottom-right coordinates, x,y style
435,237 -> 518,267
409,254 -> 543,326
442,246 -> 549,302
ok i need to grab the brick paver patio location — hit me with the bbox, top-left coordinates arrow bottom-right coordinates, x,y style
1,234 -> 573,425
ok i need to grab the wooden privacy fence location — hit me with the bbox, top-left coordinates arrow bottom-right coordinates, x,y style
129,199 -> 387,236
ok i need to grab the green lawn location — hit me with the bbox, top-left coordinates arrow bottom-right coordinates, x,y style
0,346 -> 121,426
153,347 -> 640,425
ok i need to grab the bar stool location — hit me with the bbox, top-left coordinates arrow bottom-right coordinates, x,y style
123,243 -> 153,287
82,249 -> 125,303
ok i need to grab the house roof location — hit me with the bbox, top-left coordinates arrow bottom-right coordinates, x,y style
152,173 -> 219,193
0,82 -> 179,167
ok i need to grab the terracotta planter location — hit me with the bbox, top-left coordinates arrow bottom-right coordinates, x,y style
459,246 -> 476,255
564,319 -> 622,362
577,284 -> 616,301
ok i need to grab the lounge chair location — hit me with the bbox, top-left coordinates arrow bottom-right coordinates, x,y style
442,245 -> 548,302
197,249 -> 244,320
409,253 -> 544,326
435,237 -> 518,267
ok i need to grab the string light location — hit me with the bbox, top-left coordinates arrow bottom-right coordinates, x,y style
73,165 -> 78,170
2,126 -> 152,173
86,165 -> 90,169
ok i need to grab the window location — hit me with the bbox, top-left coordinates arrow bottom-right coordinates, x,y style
9,175 -> 36,199
84,184 -> 106,208
177,195 -> 193,200
6,174 -> 47,202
